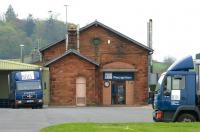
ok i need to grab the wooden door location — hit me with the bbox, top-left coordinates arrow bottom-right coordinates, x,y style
76,77 -> 86,106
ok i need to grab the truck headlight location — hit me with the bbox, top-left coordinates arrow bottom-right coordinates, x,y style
17,100 -> 22,104
38,99 -> 43,103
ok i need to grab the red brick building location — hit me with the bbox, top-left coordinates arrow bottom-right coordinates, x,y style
40,21 -> 153,106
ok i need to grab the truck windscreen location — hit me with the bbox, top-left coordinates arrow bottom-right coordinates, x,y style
155,74 -> 165,92
16,81 -> 41,90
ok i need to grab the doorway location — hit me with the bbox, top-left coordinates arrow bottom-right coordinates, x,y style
111,80 -> 125,104
76,77 -> 86,106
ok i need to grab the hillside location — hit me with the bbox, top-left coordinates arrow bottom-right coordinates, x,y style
0,5 -> 66,59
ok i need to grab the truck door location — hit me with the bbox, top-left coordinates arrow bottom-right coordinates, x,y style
170,75 -> 187,107
162,74 -> 187,110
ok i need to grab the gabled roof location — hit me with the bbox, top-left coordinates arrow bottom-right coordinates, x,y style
40,20 -> 153,53
44,49 -> 99,66
39,39 -> 65,52
0,60 -> 41,70
80,21 -> 153,52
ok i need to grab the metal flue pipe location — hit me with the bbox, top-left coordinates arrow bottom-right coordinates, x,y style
64,5 -> 68,51
147,19 -> 153,72
77,24 -> 80,52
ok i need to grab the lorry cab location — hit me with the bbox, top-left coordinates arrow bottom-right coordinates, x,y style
153,56 -> 200,122
9,71 -> 43,108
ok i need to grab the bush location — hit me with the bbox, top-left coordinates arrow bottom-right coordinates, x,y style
149,84 -> 156,92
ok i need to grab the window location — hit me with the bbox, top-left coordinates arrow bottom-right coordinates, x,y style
155,74 -> 165,92
16,80 -> 41,90
172,76 -> 185,90
163,76 -> 171,96
91,37 -> 102,46
163,75 -> 185,96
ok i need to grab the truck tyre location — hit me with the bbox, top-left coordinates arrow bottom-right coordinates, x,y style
38,105 -> 43,109
177,113 -> 196,122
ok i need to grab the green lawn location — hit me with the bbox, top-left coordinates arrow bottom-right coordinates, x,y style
41,122 -> 200,132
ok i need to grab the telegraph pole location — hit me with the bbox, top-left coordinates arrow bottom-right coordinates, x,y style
37,39 -> 42,61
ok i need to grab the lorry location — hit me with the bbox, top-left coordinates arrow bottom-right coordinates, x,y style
9,70 -> 43,108
151,56 -> 200,122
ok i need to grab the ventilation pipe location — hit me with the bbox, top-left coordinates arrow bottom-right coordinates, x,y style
147,19 -> 153,72
147,19 -> 153,91
147,19 -> 152,50
64,5 -> 68,51
77,24 -> 80,52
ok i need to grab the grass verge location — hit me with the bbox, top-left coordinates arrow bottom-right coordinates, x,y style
41,122 -> 200,132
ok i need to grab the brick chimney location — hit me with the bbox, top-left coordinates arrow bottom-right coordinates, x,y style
68,23 -> 77,50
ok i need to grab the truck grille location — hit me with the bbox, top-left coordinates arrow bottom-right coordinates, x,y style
22,95 -> 36,100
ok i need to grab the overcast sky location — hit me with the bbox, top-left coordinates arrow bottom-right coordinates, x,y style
1,0 -> 200,61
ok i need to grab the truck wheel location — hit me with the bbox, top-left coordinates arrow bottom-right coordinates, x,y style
38,105 -> 43,109
177,114 -> 196,122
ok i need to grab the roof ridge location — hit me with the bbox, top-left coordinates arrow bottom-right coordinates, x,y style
45,49 -> 99,66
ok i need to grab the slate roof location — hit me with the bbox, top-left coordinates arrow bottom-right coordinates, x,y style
40,39 -> 65,52
44,49 -> 99,66
40,20 -> 153,53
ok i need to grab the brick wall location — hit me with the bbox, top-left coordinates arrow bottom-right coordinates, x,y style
42,24 -> 149,105
42,40 -> 66,62
79,25 -> 149,104
49,54 -> 98,105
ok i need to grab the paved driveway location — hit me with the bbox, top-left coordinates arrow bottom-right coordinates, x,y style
0,106 -> 153,132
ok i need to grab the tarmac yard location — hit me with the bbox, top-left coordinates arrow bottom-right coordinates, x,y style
0,106 -> 153,132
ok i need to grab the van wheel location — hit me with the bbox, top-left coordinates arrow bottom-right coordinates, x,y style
177,114 -> 196,122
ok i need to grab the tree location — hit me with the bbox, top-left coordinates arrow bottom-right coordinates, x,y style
42,14 -> 66,44
0,7 -> 66,60
25,14 -> 35,36
5,5 -> 17,22
163,56 -> 176,65
0,22 -> 32,59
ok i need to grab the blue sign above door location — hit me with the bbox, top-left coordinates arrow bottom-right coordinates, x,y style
104,72 -> 134,80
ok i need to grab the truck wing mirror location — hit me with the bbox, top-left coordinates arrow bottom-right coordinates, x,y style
148,91 -> 154,104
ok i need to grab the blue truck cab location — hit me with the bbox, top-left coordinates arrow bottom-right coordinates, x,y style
152,56 -> 200,122
9,70 -> 43,108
